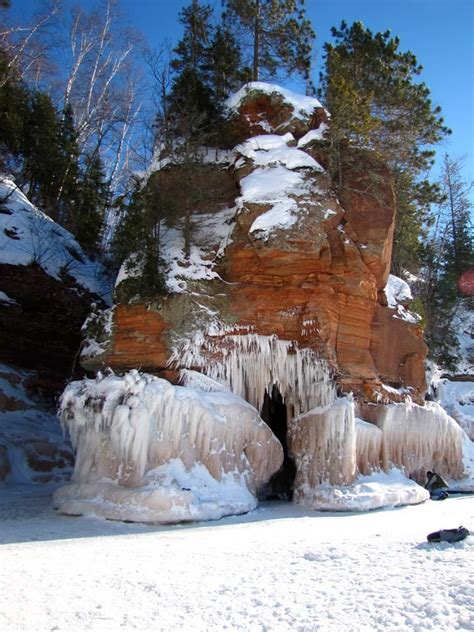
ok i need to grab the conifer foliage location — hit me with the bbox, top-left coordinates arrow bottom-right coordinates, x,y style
222,0 -> 314,81
422,156 -> 473,370
319,21 -> 451,275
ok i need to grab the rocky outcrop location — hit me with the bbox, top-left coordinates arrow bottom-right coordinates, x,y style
0,178 -> 110,383
87,83 -> 426,405
0,363 -> 73,483
0,178 -> 110,483
71,82 -> 468,515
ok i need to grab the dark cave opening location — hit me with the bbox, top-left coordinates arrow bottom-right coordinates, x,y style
260,385 -> 296,500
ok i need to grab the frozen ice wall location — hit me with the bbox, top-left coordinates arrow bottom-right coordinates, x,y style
370,401 -> 466,482
289,398 -> 356,492
54,370 -> 283,523
288,397 -> 468,511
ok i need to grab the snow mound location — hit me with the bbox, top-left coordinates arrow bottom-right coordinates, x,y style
436,378 -> 474,440
384,274 -> 412,307
54,370 -> 283,523
301,469 -> 429,512
383,274 -> 420,324
239,164 -> 314,240
226,82 -> 324,119
297,124 -> 329,146
0,178 -> 110,300
235,133 -> 323,171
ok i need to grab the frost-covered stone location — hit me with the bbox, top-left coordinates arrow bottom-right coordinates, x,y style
53,370 -> 283,523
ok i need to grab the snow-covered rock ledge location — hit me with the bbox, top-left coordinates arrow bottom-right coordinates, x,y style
53,370 -> 283,523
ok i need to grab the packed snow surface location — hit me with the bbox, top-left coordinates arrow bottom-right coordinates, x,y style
235,133 -> 323,171
226,82 -> 324,119
0,178 -> 110,300
1,484 -> 473,631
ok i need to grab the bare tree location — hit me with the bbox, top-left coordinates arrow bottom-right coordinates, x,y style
61,0 -> 144,194
0,0 -> 60,87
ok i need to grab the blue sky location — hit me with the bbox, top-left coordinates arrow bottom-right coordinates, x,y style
13,0 -> 474,185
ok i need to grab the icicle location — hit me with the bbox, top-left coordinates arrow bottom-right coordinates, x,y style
58,371 -> 283,491
355,419 -> 383,476
170,333 -> 335,418
289,398 -> 356,494
371,401 -> 466,482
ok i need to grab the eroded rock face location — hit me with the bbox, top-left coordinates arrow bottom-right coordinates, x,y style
0,263 -> 100,385
88,84 -> 426,405
69,83 -> 470,517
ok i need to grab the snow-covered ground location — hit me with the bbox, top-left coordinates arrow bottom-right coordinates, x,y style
0,483 -> 473,631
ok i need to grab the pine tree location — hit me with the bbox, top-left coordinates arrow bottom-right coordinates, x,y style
222,0 -> 314,81
421,155 -> 473,370
172,0 -> 213,76
22,91 -> 64,217
74,151 -> 108,255
205,25 -> 247,102
112,183 -> 166,301
168,0 -> 220,148
319,21 -> 451,275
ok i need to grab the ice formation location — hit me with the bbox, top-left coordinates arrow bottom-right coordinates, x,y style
171,333 -> 335,418
287,396 -> 468,511
54,370 -> 283,522
370,401 -> 466,481
355,418 -> 383,476
299,469 -> 429,512
290,398 -> 356,492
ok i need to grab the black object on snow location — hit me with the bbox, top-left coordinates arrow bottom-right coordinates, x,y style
425,470 -> 449,491
430,490 -> 449,501
427,526 -> 470,543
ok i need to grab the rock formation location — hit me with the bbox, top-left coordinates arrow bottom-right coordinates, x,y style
0,177 -> 110,482
65,82 -> 471,517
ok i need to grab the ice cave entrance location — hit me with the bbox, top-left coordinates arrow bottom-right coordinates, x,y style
260,385 -> 296,500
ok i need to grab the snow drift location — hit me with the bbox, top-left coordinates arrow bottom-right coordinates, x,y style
53,370 -> 283,523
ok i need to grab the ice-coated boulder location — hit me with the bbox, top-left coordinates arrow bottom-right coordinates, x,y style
53,370 -> 283,523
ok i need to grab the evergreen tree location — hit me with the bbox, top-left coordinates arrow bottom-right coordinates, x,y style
421,155 -> 473,370
0,51 -> 29,170
222,0 -> 314,81
319,21 -> 450,275
172,0 -> 213,76
112,183 -> 166,301
22,91 -> 64,217
167,0 -> 220,148
73,151 -> 108,255
205,25 -> 248,102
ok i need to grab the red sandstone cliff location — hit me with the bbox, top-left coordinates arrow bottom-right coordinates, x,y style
83,83 -> 427,404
